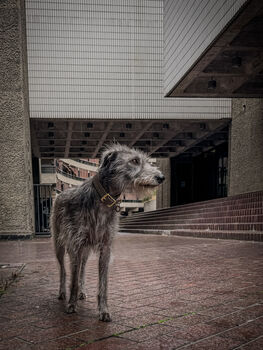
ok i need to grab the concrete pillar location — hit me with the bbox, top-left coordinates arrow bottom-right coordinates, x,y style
156,158 -> 171,209
0,0 -> 34,238
229,98 -> 263,196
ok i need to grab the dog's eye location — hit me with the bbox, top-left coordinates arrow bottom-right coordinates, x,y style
131,158 -> 139,165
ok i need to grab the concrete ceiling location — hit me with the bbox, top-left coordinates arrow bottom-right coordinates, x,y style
31,119 -> 230,159
167,0 -> 263,98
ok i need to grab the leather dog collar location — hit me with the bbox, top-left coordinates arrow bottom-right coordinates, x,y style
92,174 -> 121,212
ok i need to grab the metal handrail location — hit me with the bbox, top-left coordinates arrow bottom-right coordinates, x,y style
56,168 -> 85,181
41,166 -> 56,174
75,159 -> 99,167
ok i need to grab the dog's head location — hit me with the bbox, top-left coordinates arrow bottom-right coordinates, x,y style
99,144 -> 165,196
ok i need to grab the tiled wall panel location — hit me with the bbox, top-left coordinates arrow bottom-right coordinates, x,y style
26,0 -> 231,119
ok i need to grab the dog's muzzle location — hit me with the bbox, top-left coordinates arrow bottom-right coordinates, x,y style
155,175 -> 165,184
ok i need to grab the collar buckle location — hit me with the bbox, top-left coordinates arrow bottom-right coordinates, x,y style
101,193 -> 117,208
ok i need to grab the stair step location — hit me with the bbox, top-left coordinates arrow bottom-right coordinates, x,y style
170,229 -> 263,241
128,202 -> 263,219
118,228 -> 263,241
121,214 -> 263,225
130,190 -> 262,215
119,228 -> 169,235
120,191 -> 263,241
120,222 -> 263,231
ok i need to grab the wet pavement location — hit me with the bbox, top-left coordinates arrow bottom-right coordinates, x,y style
0,233 -> 263,349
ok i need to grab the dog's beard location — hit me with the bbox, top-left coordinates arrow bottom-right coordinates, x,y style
136,185 -> 157,200
126,182 -> 158,199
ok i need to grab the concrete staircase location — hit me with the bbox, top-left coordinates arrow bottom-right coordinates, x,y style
119,191 -> 263,241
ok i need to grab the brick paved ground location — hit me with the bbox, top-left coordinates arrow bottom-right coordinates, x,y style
0,233 -> 263,350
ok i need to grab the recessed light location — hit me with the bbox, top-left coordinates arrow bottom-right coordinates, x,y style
208,79 -> 216,90
232,56 -> 242,68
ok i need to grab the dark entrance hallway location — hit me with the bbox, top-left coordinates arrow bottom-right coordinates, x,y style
171,142 -> 228,206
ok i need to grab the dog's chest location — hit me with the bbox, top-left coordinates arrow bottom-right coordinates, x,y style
82,206 -> 118,245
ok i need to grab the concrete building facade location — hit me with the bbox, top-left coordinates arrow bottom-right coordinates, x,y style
25,0 -> 230,121
0,0 -> 262,237
0,0 -> 34,238
229,98 -> 263,196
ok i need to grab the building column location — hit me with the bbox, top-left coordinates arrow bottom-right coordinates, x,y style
229,98 -> 263,196
156,158 -> 171,209
0,0 -> 34,238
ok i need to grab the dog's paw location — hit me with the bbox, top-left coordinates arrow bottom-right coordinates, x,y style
58,292 -> 66,300
99,312 -> 112,322
78,292 -> 86,300
66,304 -> 76,314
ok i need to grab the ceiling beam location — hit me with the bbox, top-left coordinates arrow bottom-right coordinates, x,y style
231,52 -> 263,93
92,121 -> 114,158
148,127 -> 182,156
169,122 -> 229,158
194,139 -> 227,157
128,122 -> 153,147
31,122 -> 41,158
64,121 -> 74,158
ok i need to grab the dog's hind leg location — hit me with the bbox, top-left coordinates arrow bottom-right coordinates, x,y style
67,249 -> 83,313
54,242 -> 66,301
98,243 -> 112,322
78,247 -> 91,300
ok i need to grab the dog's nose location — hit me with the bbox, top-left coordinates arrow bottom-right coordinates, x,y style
155,175 -> 165,184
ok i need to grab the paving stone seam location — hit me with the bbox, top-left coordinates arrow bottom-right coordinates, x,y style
7,313 -> 263,349
173,315 -> 263,349
232,334 -> 263,349
16,336 -> 38,346
200,303 -> 263,323
17,326 -> 114,345
53,317 -> 175,349
196,302 -> 262,319
152,305 -> 251,323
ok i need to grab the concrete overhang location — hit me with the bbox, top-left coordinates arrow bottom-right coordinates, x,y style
167,0 -> 263,98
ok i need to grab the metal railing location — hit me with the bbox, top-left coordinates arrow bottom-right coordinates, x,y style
56,168 -> 86,181
76,159 -> 98,167
41,166 -> 56,173
34,184 -> 53,236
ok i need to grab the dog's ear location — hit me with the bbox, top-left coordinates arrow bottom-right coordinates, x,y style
101,151 -> 118,168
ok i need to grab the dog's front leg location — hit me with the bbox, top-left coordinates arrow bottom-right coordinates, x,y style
98,243 -> 112,322
78,247 -> 91,300
67,251 -> 82,313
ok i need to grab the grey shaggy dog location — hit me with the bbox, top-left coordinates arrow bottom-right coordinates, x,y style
51,144 -> 165,322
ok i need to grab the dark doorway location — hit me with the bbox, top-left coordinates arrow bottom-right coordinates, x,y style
171,143 -> 228,206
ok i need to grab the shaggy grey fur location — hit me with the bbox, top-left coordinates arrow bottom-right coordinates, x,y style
51,144 -> 165,322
